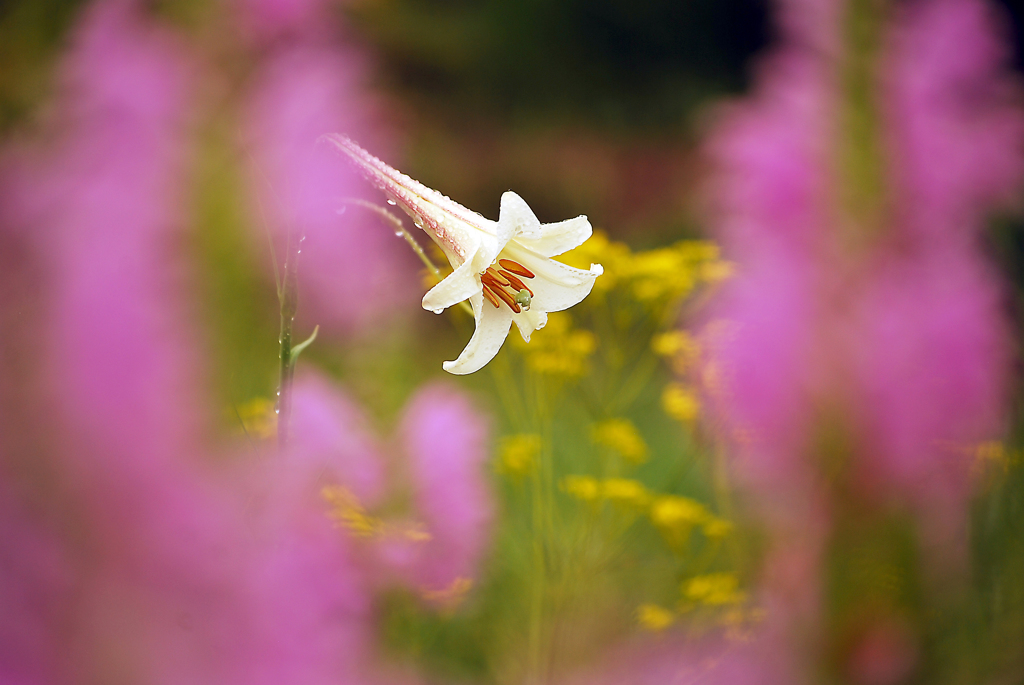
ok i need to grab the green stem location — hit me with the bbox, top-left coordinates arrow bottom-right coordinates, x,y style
276,227 -> 301,452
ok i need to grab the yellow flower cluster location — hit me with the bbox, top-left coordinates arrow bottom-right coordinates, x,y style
560,475 -> 650,508
649,494 -> 732,545
591,418 -> 648,464
651,330 -> 699,361
635,572 -> 747,632
322,485 -> 379,537
497,433 -> 542,477
511,311 -> 596,377
661,383 -> 700,423
560,231 -> 732,304
682,573 -> 746,606
421,576 -> 474,608
321,486 -> 431,542
560,478 -> 733,545
234,397 -> 277,440
636,603 -> 676,631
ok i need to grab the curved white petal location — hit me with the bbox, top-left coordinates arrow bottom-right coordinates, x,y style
528,263 -> 602,313
499,191 -> 542,240
513,308 -> 548,342
501,242 -> 603,306
514,215 -> 593,258
422,245 -> 484,313
442,292 -> 514,375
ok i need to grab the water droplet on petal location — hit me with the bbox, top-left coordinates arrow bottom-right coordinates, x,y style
386,199 -> 397,206
432,308 -> 443,315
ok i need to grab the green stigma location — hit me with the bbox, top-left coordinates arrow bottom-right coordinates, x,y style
514,289 -> 532,310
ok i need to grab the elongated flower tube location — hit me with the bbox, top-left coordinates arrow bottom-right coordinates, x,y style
320,134 -> 604,374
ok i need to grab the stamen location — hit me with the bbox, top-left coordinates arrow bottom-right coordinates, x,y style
482,286 -> 501,309
484,268 -> 511,287
499,270 -> 534,296
488,283 -> 522,313
481,273 -> 505,291
498,259 -> 535,279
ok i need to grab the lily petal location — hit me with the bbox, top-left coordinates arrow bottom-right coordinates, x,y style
501,243 -> 603,309
443,292 -> 514,375
515,215 -> 593,258
422,245 -> 486,313
513,308 -> 548,342
499,191 -> 543,240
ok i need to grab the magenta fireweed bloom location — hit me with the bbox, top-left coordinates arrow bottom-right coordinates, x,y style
288,375 -> 495,599
883,0 -> 1024,245
700,0 -> 1020,676
233,0 -> 330,42
399,383 -> 494,594
705,0 -> 1019,548
703,49 -> 836,526
244,47 -> 415,336
0,480 -> 71,685
287,372 -> 388,505
0,4 -> 389,683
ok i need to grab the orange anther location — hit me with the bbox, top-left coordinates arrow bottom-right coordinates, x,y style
488,283 -> 521,313
481,286 -> 501,309
498,259 -> 535,279
499,270 -> 533,296
485,268 -> 511,287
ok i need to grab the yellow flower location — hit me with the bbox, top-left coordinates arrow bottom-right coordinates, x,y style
662,383 -> 700,422
322,485 -> 380,537
636,604 -> 676,631
322,486 -> 431,542
682,573 -> 745,606
421,576 -> 473,608
235,397 -> 277,440
702,517 -> 735,539
561,475 -> 601,502
651,330 -> 696,357
601,478 -> 650,507
513,312 -> 596,377
592,418 -> 648,464
497,434 -> 542,476
650,495 -> 709,529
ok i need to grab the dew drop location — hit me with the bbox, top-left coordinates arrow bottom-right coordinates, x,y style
432,308 -> 443,315
386,199 -> 397,206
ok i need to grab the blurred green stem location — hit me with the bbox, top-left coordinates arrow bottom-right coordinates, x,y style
276,226 -> 301,452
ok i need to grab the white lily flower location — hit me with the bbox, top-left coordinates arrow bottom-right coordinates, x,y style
320,134 -> 604,375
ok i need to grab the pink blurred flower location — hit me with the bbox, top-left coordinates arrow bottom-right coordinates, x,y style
400,383 -> 494,593
232,0 -> 330,42
700,0 -> 1021,675
704,0 -> 1018,555
288,374 -> 495,599
0,480 -> 70,685
883,0 -> 1024,245
244,44 -> 416,336
0,3 -> 393,683
287,371 -> 388,506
